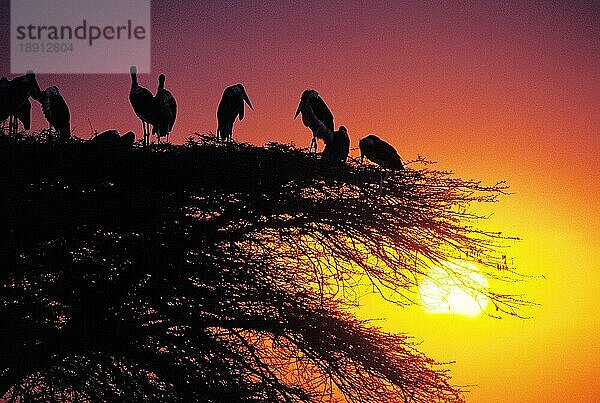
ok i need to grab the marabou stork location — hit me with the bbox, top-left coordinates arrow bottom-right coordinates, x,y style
359,134 -> 404,193
152,74 -> 177,143
33,86 -> 71,140
129,66 -> 154,146
322,126 -> 350,164
0,71 -> 40,136
294,90 -> 334,152
217,84 -> 253,142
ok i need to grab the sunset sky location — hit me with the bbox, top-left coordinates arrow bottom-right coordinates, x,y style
1,1 -> 599,401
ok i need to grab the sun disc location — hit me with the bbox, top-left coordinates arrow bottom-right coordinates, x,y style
419,260 -> 489,317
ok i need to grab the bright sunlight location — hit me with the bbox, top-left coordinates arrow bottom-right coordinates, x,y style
419,260 -> 490,317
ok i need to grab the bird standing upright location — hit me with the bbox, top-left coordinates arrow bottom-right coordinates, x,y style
152,74 -> 177,143
217,84 -> 253,142
294,90 -> 334,152
129,66 -> 154,146
32,86 -> 71,140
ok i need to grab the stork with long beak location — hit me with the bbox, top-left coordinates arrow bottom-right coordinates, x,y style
359,134 -> 404,193
294,89 -> 334,152
129,66 -> 154,146
217,83 -> 253,142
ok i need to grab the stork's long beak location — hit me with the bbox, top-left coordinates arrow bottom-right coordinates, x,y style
360,153 -> 364,165
242,90 -> 254,110
294,101 -> 303,119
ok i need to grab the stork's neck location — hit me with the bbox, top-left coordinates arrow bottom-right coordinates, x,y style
131,72 -> 138,88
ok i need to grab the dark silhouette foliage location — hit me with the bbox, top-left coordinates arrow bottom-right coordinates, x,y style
0,133 -> 527,402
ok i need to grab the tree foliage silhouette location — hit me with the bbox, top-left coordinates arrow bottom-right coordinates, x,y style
0,134 -> 527,402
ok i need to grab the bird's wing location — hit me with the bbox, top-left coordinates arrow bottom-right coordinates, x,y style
374,139 -> 403,169
217,87 -> 241,123
217,88 -> 231,120
153,90 -> 176,136
309,96 -> 334,132
168,92 -> 177,130
44,87 -> 70,131
15,98 -> 31,130
130,85 -> 154,123
238,94 -> 245,121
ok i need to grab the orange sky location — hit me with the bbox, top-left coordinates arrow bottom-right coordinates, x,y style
2,1 -> 599,401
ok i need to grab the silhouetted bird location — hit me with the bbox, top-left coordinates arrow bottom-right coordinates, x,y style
294,90 -> 334,152
89,130 -> 135,149
14,98 -> 31,132
0,78 -> 31,134
0,71 -> 40,136
33,86 -> 71,140
297,98 -> 333,143
217,84 -> 254,142
322,126 -> 350,164
359,135 -> 403,170
359,135 -> 403,194
129,66 -> 154,146
152,74 -> 177,143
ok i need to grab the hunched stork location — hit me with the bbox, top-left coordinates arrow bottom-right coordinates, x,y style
33,86 -> 71,140
359,134 -> 404,193
129,66 -> 154,146
0,71 -> 40,136
294,90 -> 334,152
217,84 -> 253,142
359,135 -> 403,170
322,126 -> 350,164
299,100 -> 350,164
152,74 -> 177,143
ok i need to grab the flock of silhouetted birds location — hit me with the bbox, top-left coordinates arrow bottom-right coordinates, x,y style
0,69 -> 404,171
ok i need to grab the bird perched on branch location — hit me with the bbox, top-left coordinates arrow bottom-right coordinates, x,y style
359,135 -> 403,194
0,71 -> 40,136
298,100 -> 350,164
88,130 -> 135,149
129,66 -> 154,146
152,74 -> 177,143
33,86 -> 71,140
217,84 -> 254,142
359,135 -> 403,170
322,126 -> 350,164
294,90 -> 334,152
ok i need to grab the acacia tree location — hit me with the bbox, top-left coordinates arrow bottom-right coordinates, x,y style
0,135 -> 527,402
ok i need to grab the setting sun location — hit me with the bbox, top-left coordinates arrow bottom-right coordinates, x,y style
419,260 -> 490,317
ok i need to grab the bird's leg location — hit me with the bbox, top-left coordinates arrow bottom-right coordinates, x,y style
10,115 -> 16,137
310,136 -> 317,153
378,169 -> 384,196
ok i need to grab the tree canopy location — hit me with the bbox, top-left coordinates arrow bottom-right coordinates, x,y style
0,134 -> 528,402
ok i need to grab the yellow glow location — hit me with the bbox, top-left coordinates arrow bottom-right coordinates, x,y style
419,260 -> 489,317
